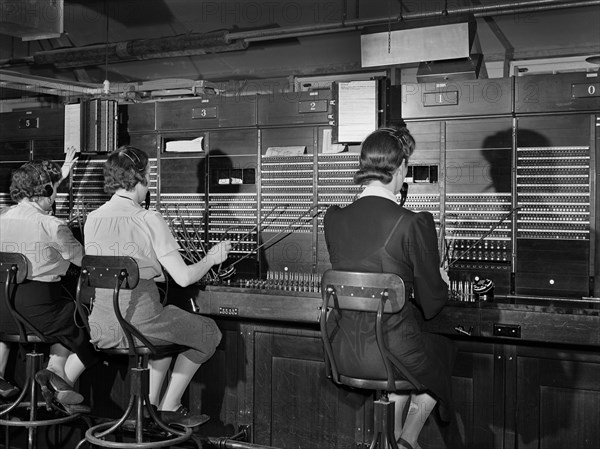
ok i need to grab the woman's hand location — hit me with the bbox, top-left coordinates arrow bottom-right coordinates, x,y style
61,146 -> 79,181
208,240 -> 232,265
439,267 -> 450,286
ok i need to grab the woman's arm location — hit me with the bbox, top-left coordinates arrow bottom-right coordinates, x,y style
158,241 -> 231,287
60,146 -> 79,183
53,222 -> 84,267
410,212 -> 449,319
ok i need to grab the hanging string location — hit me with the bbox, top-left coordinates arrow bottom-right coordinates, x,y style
387,0 -> 392,54
103,0 -> 110,95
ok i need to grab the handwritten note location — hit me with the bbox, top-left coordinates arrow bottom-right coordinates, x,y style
265,146 -> 306,156
321,128 -> 346,153
165,136 -> 204,152
64,103 -> 81,153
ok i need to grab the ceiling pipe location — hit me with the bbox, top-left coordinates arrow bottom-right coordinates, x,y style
31,30 -> 247,68
228,0 -> 600,41
6,0 -> 599,69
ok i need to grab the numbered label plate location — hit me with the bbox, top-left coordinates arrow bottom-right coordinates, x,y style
192,106 -> 218,119
298,99 -> 328,113
18,117 -> 39,129
571,83 -> 600,98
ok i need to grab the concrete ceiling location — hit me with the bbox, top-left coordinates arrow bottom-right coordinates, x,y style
0,0 -> 599,100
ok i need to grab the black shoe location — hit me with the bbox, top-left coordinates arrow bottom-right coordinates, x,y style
58,402 -> 91,416
0,377 -> 19,398
34,369 -> 83,405
159,406 -> 210,428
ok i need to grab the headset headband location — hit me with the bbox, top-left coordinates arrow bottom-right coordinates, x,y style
120,149 -> 144,172
379,127 -> 412,150
28,163 -> 48,185
26,162 -> 54,197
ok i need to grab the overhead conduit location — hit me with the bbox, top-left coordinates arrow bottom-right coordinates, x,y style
5,0 -> 600,69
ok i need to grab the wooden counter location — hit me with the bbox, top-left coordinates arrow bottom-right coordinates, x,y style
178,286 -> 600,449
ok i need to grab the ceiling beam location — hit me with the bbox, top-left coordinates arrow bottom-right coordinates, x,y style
2,0 -> 598,69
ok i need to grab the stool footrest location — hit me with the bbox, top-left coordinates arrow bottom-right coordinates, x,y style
83,421 -> 193,448
0,412 -> 81,428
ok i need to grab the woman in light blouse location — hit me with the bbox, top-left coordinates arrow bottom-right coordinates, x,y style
0,148 -> 98,414
84,145 -> 231,428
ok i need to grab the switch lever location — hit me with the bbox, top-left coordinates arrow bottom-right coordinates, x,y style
454,325 -> 473,336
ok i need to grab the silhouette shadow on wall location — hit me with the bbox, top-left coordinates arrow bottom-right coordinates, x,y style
480,128 -> 576,447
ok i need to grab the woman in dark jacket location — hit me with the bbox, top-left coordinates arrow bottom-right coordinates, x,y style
324,126 -> 455,449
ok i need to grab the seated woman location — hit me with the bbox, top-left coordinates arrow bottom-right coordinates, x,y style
323,126 -> 456,449
0,149 -> 99,414
84,145 -> 231,428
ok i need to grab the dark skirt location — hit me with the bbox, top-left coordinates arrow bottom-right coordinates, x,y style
4,280 -> 98,368
328,301 -> 456,422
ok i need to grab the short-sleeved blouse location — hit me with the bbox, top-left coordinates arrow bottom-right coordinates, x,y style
0,201 -> 83,282
84,195 -> 179,279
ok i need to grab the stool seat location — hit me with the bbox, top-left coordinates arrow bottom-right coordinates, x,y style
0,332 -> 45,345
339,375 -> 416,392
1,252 -> 86,449
99,344 -> 183,358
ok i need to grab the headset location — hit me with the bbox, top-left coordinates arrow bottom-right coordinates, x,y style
119,148 -> 145,173
378,128 -> 412,207
28,163 -> 54,198
119,148 -> 150,209
379,127 -> 413,151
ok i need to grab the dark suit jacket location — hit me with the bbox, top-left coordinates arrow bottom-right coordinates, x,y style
325,196 -> 447,318
324,196 -> 454,420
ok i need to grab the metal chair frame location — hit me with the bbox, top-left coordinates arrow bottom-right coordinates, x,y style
319,269 -> 423,449
0,252 -> 82,449
74,255 -> 195,449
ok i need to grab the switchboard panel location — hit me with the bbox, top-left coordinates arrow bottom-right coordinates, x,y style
515,114 -> 592,297
71,157 -> 159,233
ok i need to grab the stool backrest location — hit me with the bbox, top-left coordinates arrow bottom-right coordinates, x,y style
319,269 -> 420,392
0,252 -> 45,343
77,255 -> 157,356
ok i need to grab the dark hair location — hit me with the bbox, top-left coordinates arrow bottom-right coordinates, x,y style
354,126 -> 415,185
103,145 -> 149,194
10,160 -> 61,202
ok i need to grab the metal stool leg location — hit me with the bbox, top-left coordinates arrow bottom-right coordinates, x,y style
27,352 -> 44,449
368,395 -> 400,449
78,362 -> 195,449
0,350 -> 85,449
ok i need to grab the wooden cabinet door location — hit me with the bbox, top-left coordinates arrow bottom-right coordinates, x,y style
420,339 -> 500,449
253,327 -> 368,449
511,345 -> 600,449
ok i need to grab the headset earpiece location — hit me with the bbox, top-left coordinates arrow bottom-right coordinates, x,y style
42,184 -> 54,197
